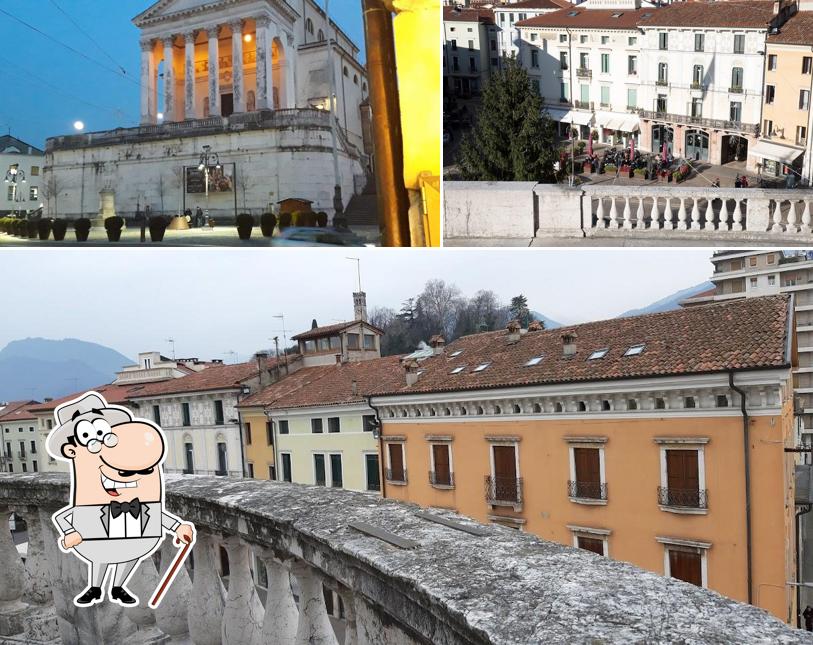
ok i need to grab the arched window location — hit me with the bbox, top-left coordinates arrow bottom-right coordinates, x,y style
362,82 -> 367,92
353,74 -> 358,84
216,435 -> 227,475
306,18 -> 314,35
343,66 -> 349,77
318,29 -> 325,41
183,436 -> 194,474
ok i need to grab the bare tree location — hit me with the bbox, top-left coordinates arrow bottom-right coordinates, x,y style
156,175 -> 166,216
416,279 -> 464,340
171,166 -> 185,216
41,171 -> 64,219
236,172 -> 254,214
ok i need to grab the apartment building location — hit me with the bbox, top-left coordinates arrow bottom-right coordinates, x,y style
755,10 -> 813,183
637,1 -> 794,168
515,0 -> 652,141
371,296 -> 798,622
0,401 -> 41,474
493,0 -> 569,61
443,6 -> 498,97
1,135 -> 44,217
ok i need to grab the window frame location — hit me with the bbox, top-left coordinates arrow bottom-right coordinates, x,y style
657,439 -> 708,515
569,525 -> 611,557
566,438 -> 607,505
428,440 -> 454,489
658,537 -> 711,588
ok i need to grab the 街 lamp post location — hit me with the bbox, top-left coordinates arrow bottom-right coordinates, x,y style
198,144 -> 221,224
4,165 -> 26,218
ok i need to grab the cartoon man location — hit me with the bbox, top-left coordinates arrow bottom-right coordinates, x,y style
46,392 -> 195,607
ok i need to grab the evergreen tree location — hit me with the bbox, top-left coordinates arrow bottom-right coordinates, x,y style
457,57 -> 557,182
509,294 -> 532,328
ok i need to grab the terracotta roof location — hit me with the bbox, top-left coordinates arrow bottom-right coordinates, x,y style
768,11 -> 813,45
642,1 -> 776,29
291,320 -> 383,342
495,0 -> 570,10
517,7 -> 658,30
127,361 -> 262,398
0,400 -> 40,423
373,295 -> 792,397
443,6 -> 496,24
240,355 -> 406,410
28,383 -> 142,413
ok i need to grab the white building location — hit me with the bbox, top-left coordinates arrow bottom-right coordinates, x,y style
1,135 -> 45,217
44,0 -> 370,221
0,401 -> 41,474
494,0 -> 571,62
637,1 -> 794,168
516,0 -> 652,142
113,351 -> 222,385
443,6 -> 498,97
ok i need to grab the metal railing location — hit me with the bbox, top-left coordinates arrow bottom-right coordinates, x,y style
485,475 -> 523,505
386,468 -> 407,483
567,480 -> 608,501
429,471 -> 455,487
637,109 -> 759,135
576,68 -> 592,78
574,100 -> 593,111
656,79 -> 668,87
657,486 -> 708,509
729,86 -> 743,94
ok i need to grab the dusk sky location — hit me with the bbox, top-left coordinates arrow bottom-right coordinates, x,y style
0,249 -> 714,362
0,1 -> 365,149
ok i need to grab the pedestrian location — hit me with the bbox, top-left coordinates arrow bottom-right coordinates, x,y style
141,205 -> 150,243
803,605 -> 813,631
195,206 -> 203,228
734,175 -> 741,188
741,175 -> 749,188
712,178 -> 720,188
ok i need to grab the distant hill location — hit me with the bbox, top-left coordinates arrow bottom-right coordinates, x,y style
531,311 -> 563,329
0,338 -> 132,401
616,282 -> 715,318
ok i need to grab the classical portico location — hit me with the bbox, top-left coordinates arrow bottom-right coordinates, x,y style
136,2 -> 298,125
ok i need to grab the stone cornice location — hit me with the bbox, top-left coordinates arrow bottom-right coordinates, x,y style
134,0 -> 300,29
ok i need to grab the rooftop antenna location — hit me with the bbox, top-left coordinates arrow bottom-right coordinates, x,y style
346,256 -> 361,292
165,337 -> 176,360
272,314 -> 289,369
224,350 -> 238,364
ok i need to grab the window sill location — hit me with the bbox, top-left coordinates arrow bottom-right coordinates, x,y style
569,497 -> 608,506
659,505 -> 708,515
386,479 -> 408,486
431,484 -> 455,491
488,500 -> 523,512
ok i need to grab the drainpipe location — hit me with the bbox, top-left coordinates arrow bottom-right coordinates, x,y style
366,394 -> 385,498
729,369 -> 753,605
266,410 -> 280,481
361,0 -> 411,246
796,504 -> 812,627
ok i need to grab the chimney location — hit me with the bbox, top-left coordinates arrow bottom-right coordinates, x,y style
353,291 -> 368,322
429,334 -> 446,355
256,351 -> 272,387
311,319 -> 319,329
351,379 -> 358,396
562,331 -> 578,357
528,320 -> 544,332
506,320 -> 521,343
44,397 -> 53,403
403,358 -> 421,386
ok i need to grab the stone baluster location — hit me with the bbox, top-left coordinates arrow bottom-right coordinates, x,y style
121,546 -> 165,643
663,197 -> 674,230
0,506 -> 27,636
609,196 -> 619,228
790,200 -> 802,233
163,37 -> 176,122
140,39 -> 157,125
635,197 -> 645,230
732,197 -> 743,230
155,537 -> 192,638
259,550 -> 299,645
222,537 -> 263,645
801,200 -> 811,235
677,198 -> 687,230
689,198 -> 701,231
207,26 -> 221,119
188,530 -> 227,645
622,197 -> 632,230
719,197 -> 730,231
184,32 -> 198,120
230,21 -> 246,113
339,590 -> 357,645
650,197 -> 660,231
771,200 -> 784,233
22,506 -> 51,605
292,563 -> 338,645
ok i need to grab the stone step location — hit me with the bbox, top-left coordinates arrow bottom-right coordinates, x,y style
344,194 -> 379,227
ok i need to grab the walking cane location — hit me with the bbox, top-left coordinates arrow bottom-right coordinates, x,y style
149,534 -> 194,608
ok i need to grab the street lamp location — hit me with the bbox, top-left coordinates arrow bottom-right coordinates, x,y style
198,145 -> 221,224
4,165 -> 26,217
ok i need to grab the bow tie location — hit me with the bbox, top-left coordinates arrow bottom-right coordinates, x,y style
110,498 -> 141,519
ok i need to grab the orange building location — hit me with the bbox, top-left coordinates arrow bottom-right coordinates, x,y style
370,295 -> 799,623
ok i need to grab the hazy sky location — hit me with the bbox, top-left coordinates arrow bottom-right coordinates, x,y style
0,249 -> 715,362
0,1 -> 365,148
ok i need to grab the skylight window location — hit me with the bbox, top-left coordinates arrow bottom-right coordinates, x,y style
611,12 -> 623,17
525,355 -> 544,366
624,344 -> 645,356
568,11 -> 578,16
473,362 -> 491,372
588,348 -> 609,360
449,350 -> 463,357
450,366 -> 466,374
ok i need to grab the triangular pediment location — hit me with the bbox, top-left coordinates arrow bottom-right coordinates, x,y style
133,0 -> 298,27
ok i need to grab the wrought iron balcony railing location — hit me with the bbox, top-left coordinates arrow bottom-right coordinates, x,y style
637,109 -> 759,135
658,486 -> 708,509
386,468 -> 407,483
485,475 -> 523,505
574,100 -> 593,111
729,86 -> 743,94
567,480 -> 608,501
576,67 -> 592,78
656,79 -> 668,87
429,471 -> 455,487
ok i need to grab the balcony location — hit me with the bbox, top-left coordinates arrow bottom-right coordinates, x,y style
690,82 -> 703,90
656,79 -> 668,87
729,86 -> 743,94
574,100 -> 593,111
429,471 -> 455,488
485,475 -> 523,507
576,67 -> 592,79
637,109 -> 759,135
182,467 -> 194,474
215,469 -> 228,476
16,451 -> 25,460
385,468 -> 407,484
567,480 -> 608,502
658,486 -> 708,510
0,473 -> 803,644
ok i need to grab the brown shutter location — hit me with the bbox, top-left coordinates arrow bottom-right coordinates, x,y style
577,536 -> 604,555
433,444 -> 451,485
388,443 -> 404,479
666,450 -> 699,492
493,445 -> 517,479
574,448 -> 600,483
668,549 -> 702,586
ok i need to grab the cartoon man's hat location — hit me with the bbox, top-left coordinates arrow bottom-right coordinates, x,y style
46,392 -> 132,459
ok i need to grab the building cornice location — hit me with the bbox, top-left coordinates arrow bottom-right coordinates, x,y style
134,0 -> 299,28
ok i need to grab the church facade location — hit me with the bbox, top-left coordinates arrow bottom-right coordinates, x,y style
43,0 -> 370,221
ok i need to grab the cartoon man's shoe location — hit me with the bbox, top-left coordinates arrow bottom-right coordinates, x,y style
75,586 -> 103,606
110,586 -> 138,605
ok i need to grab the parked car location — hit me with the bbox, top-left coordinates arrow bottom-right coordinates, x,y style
270,227 -> 371,247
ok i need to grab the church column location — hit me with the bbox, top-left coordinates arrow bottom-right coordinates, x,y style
140,38 -> 156,124
207,26 -> 221,118
255,16 -> 272,110
230,20 -> 246,113
184,31 -> 198,120
163,36 -> 176,122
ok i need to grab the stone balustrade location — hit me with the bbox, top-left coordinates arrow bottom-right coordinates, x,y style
1,472 -> 811,644
444,181 -> 813,243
